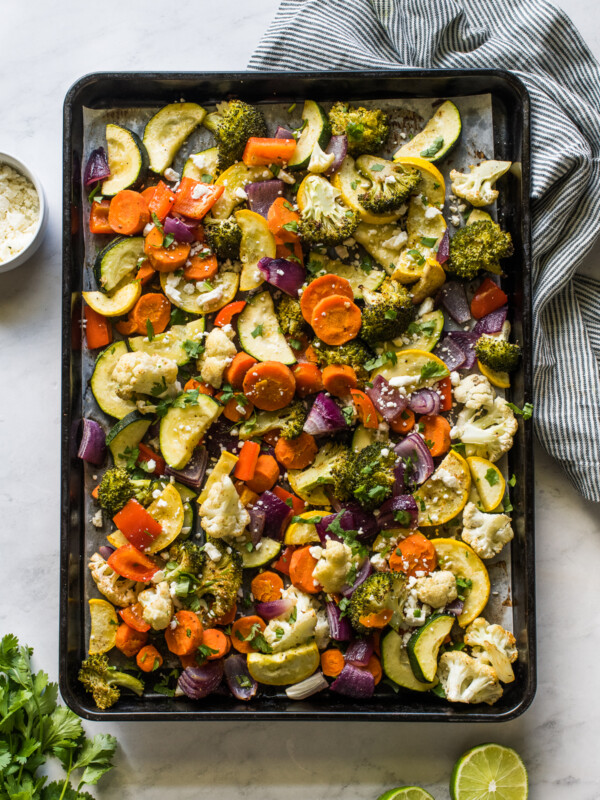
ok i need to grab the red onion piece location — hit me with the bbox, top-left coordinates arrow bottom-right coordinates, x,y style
323,135 -> 348,176
83,147 -> 110,187
473,305 -> 508,336
224,654 -> 258,701
255,598 -> 294,620
98,545 -> 115,560
246,180 -> 285,218
445,331 -> 478,369
366,375 -> 409,425
394,433 -> 434,486
440,281 -> 471,324
326,601 -> 352,641
303,392 -> 348,436
345,637 -> 374,667
446,598 -> 465,617
377,495 -> 419,530
163,215 -> 195,243
177,661 -> 224,699
253,490 -> 291,539
433,336 -> 467,371
247,504 -> 266,545
339,502 -> 379,542
436,228 -> 450,264
316,512 -> 344,545
78,419 -> 106,465
341,558 -> 373,598
165,446 -> 208,489
257,257 -> 306,298
275,125 -> 294,139
408,388 -> 442,416
330,663 -> 375,698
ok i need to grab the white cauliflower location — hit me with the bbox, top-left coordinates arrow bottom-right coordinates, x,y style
403,577 -> 431,627
464,617 -> 518,683
314,607 -> 331,650
88,553 -> 143,608
415,570 -> 458,608
307,141 -> 335,174
113,351 -> 178,399
461,502 -> 514,559
312,539 -> 355,594
437,651 -> 503,705
450,160 -> 512,207
263,585 -> 319,652
199,474 -> 250,541
453,374 -> 496,410
137,581 -> 174,630
451,397 -> 518,462
198,326 -> 236,388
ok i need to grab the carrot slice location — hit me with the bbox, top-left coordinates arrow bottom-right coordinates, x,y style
300,274 -> 354,324
268,197 -> 301,243
220,395 -> 254,423
292,363 -> 324,398
183,378 -> 214,395
389,533 -> 437,578
389,408 -> 415,434
274,432 -> 318,470
131,292 -> 171,335
245,454 -> 281,494
141,186 -> 157,205
272,487 -> 305,516
147,180 -> 176,221
213,603 -> 237,627
289,546 -> 321,594
350,389 -> 379,429
362,654 -> 382,685
272,545 -> 295,576
311,294 -> 362,345
322,364 -> 358,396
89,199 -> 113,234
251,571 -> 284,603
226,351 -> 258,390
214,300 -> 247,328
115,623 -> 148,658
84,305 -> 112,349
165,610 -> 204,656
136,260 -> 156,286
242,137 -> 297,167
358,609 -> 393,629
108,190 -> 150,236
136,644 -> 163,672
321,649 -> 345,677
201,628 -> 231,659
172,177 -> 224,220
242,361 -> 296,411
231,616 -> 267,654
420,414 -> 451,457
276,237 -> 304,265
183,254 -> 218,281
234,441 -> 261,482
144,226 -> 191,272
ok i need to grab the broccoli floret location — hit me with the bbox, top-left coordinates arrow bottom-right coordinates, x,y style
97,468 -> 134,517
78,653 -> 144,710
312,338 -> 374,384
195,538 -> 243,626
298,175 -> 359,247
360,282 -> 415,346
347,572 -> 407,635
475,335 -> 521,373
349,442 -> 398,511
328,102 -> 390,156
204,99 -> 267,170
447,221 -> 513,281
280,400 -> 308,440
356,156 -> 421,214
164,540 -> 206,582
204,217 -> 242,260
276,294 -> 308,340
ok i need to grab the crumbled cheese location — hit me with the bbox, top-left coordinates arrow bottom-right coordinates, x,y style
191,183 -> 212,199
163,167 -> 180,182
204,542 -> 223,562
143,222 -> 155,237
0,164 -> 40,264
91,510 -> 103,528
235,187 -> 248,200
435,468 -> 462,491
424,206 -> 443,219
381,231 -> 408,250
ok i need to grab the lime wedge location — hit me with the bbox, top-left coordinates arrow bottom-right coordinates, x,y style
378,789 -> 435,800
450,743 -> 528,800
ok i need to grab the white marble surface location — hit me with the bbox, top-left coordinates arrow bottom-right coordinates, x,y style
1,0 -> 600,797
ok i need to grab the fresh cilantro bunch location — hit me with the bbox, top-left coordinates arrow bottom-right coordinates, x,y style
0,634 -> 117,800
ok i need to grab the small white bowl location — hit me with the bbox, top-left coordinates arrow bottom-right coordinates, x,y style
0,152 -> 48,274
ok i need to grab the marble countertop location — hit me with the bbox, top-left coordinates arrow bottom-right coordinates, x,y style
1,0 -> 599,797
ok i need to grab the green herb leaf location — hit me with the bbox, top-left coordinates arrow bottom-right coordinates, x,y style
419,360 -> 448,381
146,319 -> 155,341
420,136 -> 444,158
485,468 -> 500,486
506,401 -> 534,420
151,212 -> 164,235
370,163 -> 385,172
251,324 -> 264,338
196,279 -> 214,292
182,339 -> 204,359
201,173 -> 213,183
162,233 -> 175,249
282,221 -> 298,234
509,474 -> 517,487
407,249 -> 426,266
420,236 -> 437,248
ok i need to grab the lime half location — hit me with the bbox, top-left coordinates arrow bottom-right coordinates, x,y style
450,743 -> 528,800
378,789 -> 435,800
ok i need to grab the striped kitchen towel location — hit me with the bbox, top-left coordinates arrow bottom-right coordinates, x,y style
249,0 -> 600,503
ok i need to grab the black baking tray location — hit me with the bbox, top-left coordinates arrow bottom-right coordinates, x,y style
61,70 -> 535,721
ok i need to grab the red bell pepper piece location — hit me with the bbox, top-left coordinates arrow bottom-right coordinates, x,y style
172,177 -> 224,220
436,377 -> 453,412
214,300 -> 247,327
147,180 -> 176,221
119,602 -> 151,633
272,545 -> 296,576
112,499 -> 162,551
107,544 -> 160,582
137,443 -> 166,476
84,305 -> 112,350
470,278 -> 508,320
272,486 -> 305,516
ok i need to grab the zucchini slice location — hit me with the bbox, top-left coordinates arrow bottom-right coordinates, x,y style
101,124 -> 149,197
237,291 -> 295,364
182,146 -> 219,183
159,394 -> 222,469
393,310 -> 444,352
143,102 -> 206,175
210,163 -> 274,220
332,156 -> 403,225
94,236 -> 145,293
144,484 -> 184,553
83,278 -> 141,318
128,318 -> 205,365
381,630 -> 437,691
283,510 -> 323,545
467,208 -> 493,225
407,614 -> 455,683
373,348 -> 449,395
413,450 -> 471,527
238,537 -> 281,568
287,100 -> 331,171
247,641 -> 320,685
394,100 -> 462,163
432,539 -> 491,627
235,209 -> 276,291
351,424 -> 387,453
287,442 -> 346,496
307,251 -> 385,299
392,207 -> 447,284
160,270 -> 239,315
106,411 -> 152,467
90,341 -> 137,419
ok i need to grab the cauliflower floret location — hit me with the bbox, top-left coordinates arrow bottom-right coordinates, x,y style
464,617 -> 517,683
137,581 -> 174,630
403,578 -> 431,627
112,351 -> 178,399
199,474 -> 250,541
437,651 -> 503,705
263,585 -> 320,652
312,539 -> 355,594
451,397 -> 518,462
307,140 -> 335,174
415,570 -> 458,608
450,160 -> 512,207
198,326 -> 237,388
88,553 -> 143,608
453,374 -> 496,410
461,502 -> 514,559
314,607 -> 331,650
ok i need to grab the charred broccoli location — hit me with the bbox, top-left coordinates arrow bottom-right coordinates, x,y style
195,538 -> 243,626
360,282 -> 415,346
78,653 -> 144,710
298,175 -> 359,247
347,572 -> 407,634
356,156 -> 421,214
165,540 -> 206,582
97,468 -> 134,517
276,294 -> 308,340
279,400 -> 308,440
447,221 -> 513,281
328,102 -> 390,156
204,217 -> 242,260
475,335 -> 522,373
348,442 -> 398,511
204,99 -> 267,170
312,338 -> 374,384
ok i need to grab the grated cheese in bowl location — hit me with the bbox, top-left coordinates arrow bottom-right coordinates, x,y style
0,163 -> 40,264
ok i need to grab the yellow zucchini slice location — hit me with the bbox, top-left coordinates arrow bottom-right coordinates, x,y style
432,539 -> 491,627
235,209 -> 276,291
247,641 -> 320,686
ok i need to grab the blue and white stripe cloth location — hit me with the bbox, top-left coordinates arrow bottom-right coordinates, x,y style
250,0 -> 600,502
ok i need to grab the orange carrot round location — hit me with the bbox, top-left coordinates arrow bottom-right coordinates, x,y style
274,432 -> 317,470
201,628 -> 231,659
212,603 -> 237,627
231,616 -> 267,654
362,653 -> 382,685
389,533 -> 437,578
183,254 -> 218,281
311,294 -> 362,345
267,197 -> 301,243
136,259 -> 156,286
292,362 -> 324,397
115,623 -> 148,658
118,602 -> 150,633
136,644 -> 163,672
321,648 -> 345,678
226,351 -> 258,390
144,226 -> 191,272
350,389 -> 379,429
141,186 -> 157,205
245,454 -> 281,493
131,292 -> 171,335
289,546 -> 321,594
220,395 -> 254,423
322,364 -> 358,396
164,610 -> 204,656
234,440 -> 261,482
358,609 -> 393,629
108,190 -> 150,236
420,414 -> 451,457
242,361 -> 296,411
251,571 -> 285,603
300,274 -> 354,324
390,408 -> 416,434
